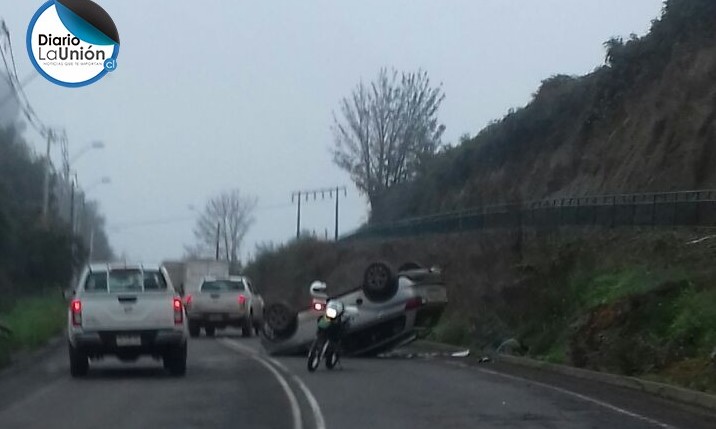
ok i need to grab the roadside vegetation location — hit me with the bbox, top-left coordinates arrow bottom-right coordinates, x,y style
0,108 -> 113,369
246,229 -> 716,394
0,293 -> 67,367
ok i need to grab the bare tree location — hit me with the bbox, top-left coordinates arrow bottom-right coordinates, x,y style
332,68 -> 446,208
186,189 -> 257,263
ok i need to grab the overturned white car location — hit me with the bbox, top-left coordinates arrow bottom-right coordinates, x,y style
260,262 -> 448,356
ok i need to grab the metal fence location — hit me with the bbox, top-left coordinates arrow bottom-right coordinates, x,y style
342,190 -> 716,240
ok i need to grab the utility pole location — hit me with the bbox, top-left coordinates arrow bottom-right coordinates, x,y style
70,176 -> 75,233
215,222 -> 220,261
293,191 -> 302,238
291,186 -> 347,241
41,129 -> 55,223
334,186 -> 341,240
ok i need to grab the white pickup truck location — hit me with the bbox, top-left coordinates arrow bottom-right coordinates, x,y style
67,263 -> 188,377
185,276 -> 263,338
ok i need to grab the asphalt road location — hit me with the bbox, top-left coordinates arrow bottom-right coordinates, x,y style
0,332 -> 715,429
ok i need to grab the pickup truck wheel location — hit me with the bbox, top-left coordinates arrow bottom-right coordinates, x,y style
242,315 -> 253,338
188,321 -> 200,338
204,326 -> 216,337
164,343 -> 187,376
69,343 -> 89,377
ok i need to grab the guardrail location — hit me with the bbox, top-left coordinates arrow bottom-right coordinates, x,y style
342,190 -> 716,240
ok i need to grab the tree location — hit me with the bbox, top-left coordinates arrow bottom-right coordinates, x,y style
187,189 -> 257,263
332,68 -> 446,208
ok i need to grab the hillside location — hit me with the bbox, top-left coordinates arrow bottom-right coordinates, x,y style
245,1 -> 716,393
372,0 -> 716,223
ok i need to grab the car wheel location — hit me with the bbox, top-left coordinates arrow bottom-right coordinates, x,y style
69,343 -> 89,377
263,302 -> 298,340
362,261 -> 398,302
242,315 -> 253,338
204,326 -> 216,337
188,321 -> 200,338
164,343 -> 187,376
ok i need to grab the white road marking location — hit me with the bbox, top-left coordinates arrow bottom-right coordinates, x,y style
267,359 -> 327,429
219,339 -> 303,429
219,339 -> 326,429
449,362 -> 676,429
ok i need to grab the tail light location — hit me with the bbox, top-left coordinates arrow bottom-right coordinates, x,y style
312,299 -> 325,312
70,299 -> 82,327
405,297 -> 424,311
184,294 -> 193,307
237,294 -> 247,306
173,298 -> 183,325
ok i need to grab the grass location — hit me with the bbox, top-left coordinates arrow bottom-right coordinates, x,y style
0,292 -> 66,368
428,317 -> 472,347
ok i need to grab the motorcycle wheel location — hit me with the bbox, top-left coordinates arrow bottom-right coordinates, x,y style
307,340 -> 323,372
325,348 -> 340,369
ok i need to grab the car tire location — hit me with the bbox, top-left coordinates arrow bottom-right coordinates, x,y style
362,261 -> 398,303
69,343 -> 89,377
263,302 -> 298,340
242,315 -> 253,338
204,326 -> 216,337
188,321 -> 200,338
164,343 -> 187,376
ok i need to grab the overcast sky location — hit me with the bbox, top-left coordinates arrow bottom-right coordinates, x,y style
0,0 -> 664,263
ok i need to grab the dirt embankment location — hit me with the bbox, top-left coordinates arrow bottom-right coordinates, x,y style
247,229 -> 716,392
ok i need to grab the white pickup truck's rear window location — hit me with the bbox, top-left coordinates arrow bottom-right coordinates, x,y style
201,280 -> 245,292
84,269 -> 168,293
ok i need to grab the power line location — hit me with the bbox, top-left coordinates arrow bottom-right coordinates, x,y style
291,186 -> 347,240
109,201 -> 295,232
0,20 -> 50,138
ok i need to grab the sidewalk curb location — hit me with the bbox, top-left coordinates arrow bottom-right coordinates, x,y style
414,340 -> 716,412
497,354 -> 716,412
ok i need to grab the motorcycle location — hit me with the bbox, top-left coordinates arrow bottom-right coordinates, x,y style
307,283 -> 357,372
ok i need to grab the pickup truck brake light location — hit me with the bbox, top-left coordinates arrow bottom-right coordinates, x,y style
70,299 -> 82,326
237,294 -> 246,306
173,298 -> 183,325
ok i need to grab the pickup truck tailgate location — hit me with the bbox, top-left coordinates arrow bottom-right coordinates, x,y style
191,292 -> 243,313
82,293 -> 177,331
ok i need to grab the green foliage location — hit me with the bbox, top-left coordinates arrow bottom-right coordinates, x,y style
244,237 -> 336,305
668,286 -> 716,354
579,268 -> 656,308
0,292 -> 66,368
429,317 -> 471,346
0,124 -> 115,297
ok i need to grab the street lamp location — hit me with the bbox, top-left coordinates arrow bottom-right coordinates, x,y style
65,141 -> 105,180
84,176 -> 111,194
70,141 -> 105,165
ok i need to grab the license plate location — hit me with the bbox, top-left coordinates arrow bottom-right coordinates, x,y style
209,315 -> 223,322
116,335 -> 141,347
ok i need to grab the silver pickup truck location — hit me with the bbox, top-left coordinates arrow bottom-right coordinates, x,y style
67,263 -> 188,377
184,276 -> 264,338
